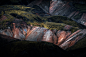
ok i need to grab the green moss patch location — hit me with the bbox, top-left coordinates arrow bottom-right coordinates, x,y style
0,5 -> 80,33
47,16 -> 79,27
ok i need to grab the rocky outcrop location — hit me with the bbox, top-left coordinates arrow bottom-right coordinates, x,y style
49,1 -> 86,26
31,0 -> 86,26
0,1 -> 86,57
1,4 -> 86,50
1,22 -> 86,50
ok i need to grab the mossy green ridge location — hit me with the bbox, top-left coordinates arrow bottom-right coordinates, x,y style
46,16 -> 79,27
0,5 -> 79,32
44,22 -> 66,30
44,16 -> 79,33
0,5 -> 46,29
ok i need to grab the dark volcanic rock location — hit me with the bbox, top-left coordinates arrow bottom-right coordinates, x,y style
32,5 -> 46,14
0,34 -> 73,57
0,34 -> 20,47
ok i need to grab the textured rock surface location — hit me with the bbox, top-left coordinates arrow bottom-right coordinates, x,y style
0,1 -> 86,57
49,1 -> 86,26
0,22 -> 86,50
